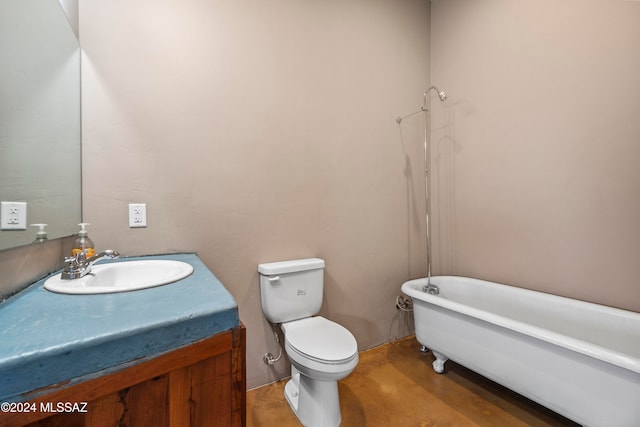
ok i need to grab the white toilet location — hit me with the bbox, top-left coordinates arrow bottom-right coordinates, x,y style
258,258 -> 359,427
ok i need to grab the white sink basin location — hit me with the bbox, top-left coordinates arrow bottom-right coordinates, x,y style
44,260 -> 194,294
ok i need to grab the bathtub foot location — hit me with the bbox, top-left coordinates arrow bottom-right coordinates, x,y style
432,351 -> 448,374
419,345 -> 430,353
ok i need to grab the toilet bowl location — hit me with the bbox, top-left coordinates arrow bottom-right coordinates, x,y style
258,258 -> 359,427
282,317 -> 358,426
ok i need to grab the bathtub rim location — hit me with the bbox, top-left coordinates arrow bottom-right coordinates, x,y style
401,276 -> 640,374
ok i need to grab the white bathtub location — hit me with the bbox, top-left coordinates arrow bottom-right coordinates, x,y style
401,276 -> 640,427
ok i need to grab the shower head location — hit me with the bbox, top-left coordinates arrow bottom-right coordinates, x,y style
424,86 -> 447,102
396,85 -> 447,124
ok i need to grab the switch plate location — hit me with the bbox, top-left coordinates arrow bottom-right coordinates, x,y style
129,203 -> 147,228
1,201 -> 27,230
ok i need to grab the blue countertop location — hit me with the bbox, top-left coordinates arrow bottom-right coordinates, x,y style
0,253 -> 239,402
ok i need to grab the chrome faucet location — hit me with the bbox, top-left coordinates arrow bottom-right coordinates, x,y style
423,282 -> 440,295
61,249 -> 120,280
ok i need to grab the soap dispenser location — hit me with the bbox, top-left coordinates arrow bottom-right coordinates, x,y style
30,224 -> 48,243
72,223 -> 95,258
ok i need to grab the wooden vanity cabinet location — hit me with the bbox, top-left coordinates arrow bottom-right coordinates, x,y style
3,325 -> 245,427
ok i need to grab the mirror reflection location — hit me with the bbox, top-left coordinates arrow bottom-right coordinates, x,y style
0,0 -> 81,251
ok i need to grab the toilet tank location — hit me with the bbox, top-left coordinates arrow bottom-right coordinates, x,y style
258,258 -> 325,324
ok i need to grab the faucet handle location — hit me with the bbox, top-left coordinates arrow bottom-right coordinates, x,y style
62,254 -> 84,279
62,252 -> 86,275
75,251 -> 87,263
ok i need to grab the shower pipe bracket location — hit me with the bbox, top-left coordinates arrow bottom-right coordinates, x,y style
396,106 -> 428,124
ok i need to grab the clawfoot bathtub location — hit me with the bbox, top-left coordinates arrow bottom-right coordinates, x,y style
401,276 -> 640,427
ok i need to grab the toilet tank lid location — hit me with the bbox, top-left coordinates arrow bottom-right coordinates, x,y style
258,258 -> 325,275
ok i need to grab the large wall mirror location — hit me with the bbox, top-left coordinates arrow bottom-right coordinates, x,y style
0,0 -> 81,251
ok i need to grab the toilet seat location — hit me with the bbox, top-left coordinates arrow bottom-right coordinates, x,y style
283,316 -> 358,364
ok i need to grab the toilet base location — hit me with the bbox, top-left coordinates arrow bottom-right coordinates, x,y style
284,366 -> 342,427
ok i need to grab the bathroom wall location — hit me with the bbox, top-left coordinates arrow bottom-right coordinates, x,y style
80,0 -> 430,388
430,0 -> 640,312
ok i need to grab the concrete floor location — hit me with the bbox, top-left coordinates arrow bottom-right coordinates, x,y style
247,337 -> 579,426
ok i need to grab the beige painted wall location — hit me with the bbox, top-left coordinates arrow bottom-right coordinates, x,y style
3,0 -> 638,395
80,0 -> 430,388
430,0 -> 640,311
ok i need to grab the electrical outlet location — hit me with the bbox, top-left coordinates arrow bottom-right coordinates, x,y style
129,203 -> 147,228
1,201 -> 27,230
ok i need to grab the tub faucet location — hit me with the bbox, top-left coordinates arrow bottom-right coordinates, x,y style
61,249 -> 120,280
423,282 -> 440,295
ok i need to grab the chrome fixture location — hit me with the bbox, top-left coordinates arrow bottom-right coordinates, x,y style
263,323 -> 283,365
395,86 -> 447,124
396,86 -> 447,293
61,249 -> 120,280
426,85 -> 447,102
396,106 -> 427,124
423,282 -> 440,295
395,295 -> 414,311
420,86 -> 446,292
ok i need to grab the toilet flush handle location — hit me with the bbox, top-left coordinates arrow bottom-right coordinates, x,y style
267,276 -> 280,284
